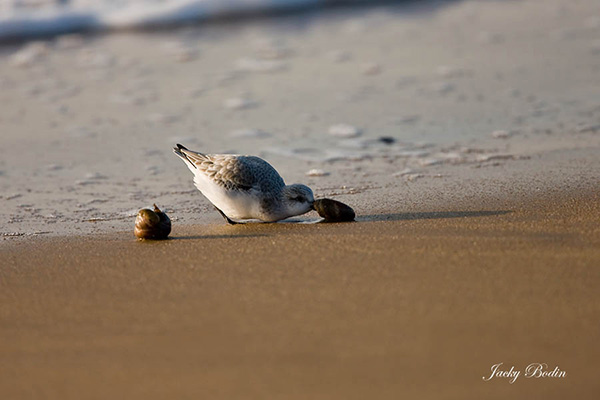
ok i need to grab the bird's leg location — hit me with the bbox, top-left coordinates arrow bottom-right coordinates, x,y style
214,206 -> 238,225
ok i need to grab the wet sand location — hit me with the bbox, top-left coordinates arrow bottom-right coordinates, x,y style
1,190 -> 599,399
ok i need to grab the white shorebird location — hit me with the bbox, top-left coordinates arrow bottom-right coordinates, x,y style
173,144 -> 314,224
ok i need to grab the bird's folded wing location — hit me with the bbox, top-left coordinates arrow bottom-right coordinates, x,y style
177,147 -> 285,192
204,155 -> 257,191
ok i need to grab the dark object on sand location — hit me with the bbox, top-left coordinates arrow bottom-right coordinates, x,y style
313,198 -> 355,222
378,136 -> 396,145
134,204 -> 171,240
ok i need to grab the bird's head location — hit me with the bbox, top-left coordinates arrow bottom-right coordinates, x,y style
282,184 -> 315,216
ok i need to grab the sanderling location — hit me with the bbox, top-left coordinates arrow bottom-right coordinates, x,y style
173,144 -> 314,224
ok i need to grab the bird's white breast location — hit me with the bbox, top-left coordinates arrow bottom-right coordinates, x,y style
192,171 -> 260,220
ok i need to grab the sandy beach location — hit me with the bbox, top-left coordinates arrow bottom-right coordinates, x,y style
2,189 -> 600,399
1,0 -> 600,398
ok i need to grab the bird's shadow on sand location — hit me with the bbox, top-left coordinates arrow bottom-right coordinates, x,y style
163,210 -> 512,240
167,233 -> 270,241
358,210 -> 512,222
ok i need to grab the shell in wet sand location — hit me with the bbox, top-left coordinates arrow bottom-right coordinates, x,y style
313,198 -> 355,222
134,204 -> 171,240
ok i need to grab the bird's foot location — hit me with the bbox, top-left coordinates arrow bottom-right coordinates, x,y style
214,206 -> 238,225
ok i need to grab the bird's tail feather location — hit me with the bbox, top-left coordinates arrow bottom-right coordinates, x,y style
173,144 -> 209,169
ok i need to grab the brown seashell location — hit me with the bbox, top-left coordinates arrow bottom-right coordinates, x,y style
313,198 -> 355,222
134,204 -> 171,240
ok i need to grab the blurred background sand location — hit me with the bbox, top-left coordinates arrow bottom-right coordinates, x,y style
0,0 -> 599,237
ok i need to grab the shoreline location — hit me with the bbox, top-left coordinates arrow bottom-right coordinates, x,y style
2,145 -> 599,242
2,176 -> 599,246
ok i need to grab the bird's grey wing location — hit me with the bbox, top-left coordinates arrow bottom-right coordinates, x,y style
174,145 -> 285,192
210,155 -> 285,192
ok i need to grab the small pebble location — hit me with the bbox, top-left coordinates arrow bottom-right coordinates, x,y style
75,180 -> 98,186
145,165 -> 162,175
393,168 -> 418,177
189,86 -> 206,98
431,82 -> 455,94
405,173 -> 424,182
328,50 -> 352,63
394,115 -> 420,125
224,97 -> 257,110
436,65 -> 468,78
578,124 -> 600,133
306,169 -> 329,177
328,124 -> 362,138
395,149 -> 430,158
491,130 -> 511,139
84,172 -> 108,180
419,158 -> 443,167
476,154 -> 517,162
362,63 -> 382,76
378,136 -> 396,145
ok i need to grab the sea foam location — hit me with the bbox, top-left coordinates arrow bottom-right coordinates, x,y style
0,0 -> 338,40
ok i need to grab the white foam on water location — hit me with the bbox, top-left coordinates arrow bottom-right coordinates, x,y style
0,0 -> 332,40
